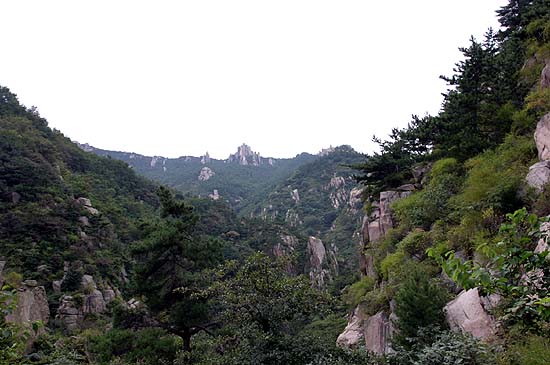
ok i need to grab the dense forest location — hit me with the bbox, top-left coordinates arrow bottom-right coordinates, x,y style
1,0 -> 550,364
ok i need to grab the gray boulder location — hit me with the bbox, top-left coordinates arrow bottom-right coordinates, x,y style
5,282 -> 50,346
445,288 -> 499,340
526,161 -> 550,192
535,113 -> 550,161
336,306 -> 365,348
364,311 -> 393,355
542,62 -> 550,89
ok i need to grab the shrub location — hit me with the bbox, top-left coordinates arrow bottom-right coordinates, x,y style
89,328 -> 180,365
343,276 -> 375,308
393,269 -> 449,350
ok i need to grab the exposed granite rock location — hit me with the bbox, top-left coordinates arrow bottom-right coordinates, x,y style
83,289 -> 106,314
273,234 -> 298,258
445,288 -> 499,340
308,236 -> 329,288
535,113 -> 550,161
336,306 -> 365,348
209,189 -> 220,200
412,163 -> 431,185
76,197 -> 99,215
198,167 -> 215,181
11,191 -> 21,204
319,146 -> 335,156
81,275 -> 106,314
364,311 -> 393,355
349,187 -> 363,210
201,152 -> 211,165
227,144 -> 263,166
535,221 -> 550,254
78,216 -> 90,227
102,287 -> 117,305
52,280 -> 62,293
526,161 -> 550,191
5,282 -> 50,344
337,307 -> 394,354
291,188 -> 300,203
542,62 -> 550,89
57,296 -> 81,333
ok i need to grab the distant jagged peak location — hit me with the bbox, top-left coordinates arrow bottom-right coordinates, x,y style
200,152 -> 211,165
227,143 -> 273,166
76,142 -> 95,152
318,145 -> 356,156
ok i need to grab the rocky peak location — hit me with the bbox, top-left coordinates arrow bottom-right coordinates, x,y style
227,144 -> 263,166
318,146 -> 335,156
200,152 -> 211,165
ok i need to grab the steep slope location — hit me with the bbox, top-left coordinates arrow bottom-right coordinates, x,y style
243,145 -> 366,289
0,86 -> 160,286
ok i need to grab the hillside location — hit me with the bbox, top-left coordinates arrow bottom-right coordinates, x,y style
1,1 -> 549,364
80,143 -> 317,212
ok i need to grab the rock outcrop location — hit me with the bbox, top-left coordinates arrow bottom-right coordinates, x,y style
208,189 -> 220,200
198,167 -> 215,181
535,113 -> 550,162
57,296 -> 81,333
227,144 -> 264,166
360,189 -> 411,277
76,197 -> 99,215
527,112 -> 550,191
5,280 -> 50,345
526,161 -> 550,192
541,62 -> 550,89
336,306 -> 365,348
364,311 -> 393,355
337,307 -> 394,354
444,288 -> 499,340
81,275 -> 107,314
308,236 -> 329,288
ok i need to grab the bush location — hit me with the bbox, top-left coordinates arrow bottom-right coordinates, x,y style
499,333 -> 550,365
390,330 -> 495,365
393,269 -> 449,350
89,328 -> 180,365
343,276 -> 375,308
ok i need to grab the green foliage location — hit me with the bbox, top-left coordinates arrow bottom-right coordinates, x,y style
430,208 -> 550,327
392,158 -> 463,230
132,187 -> 223,351
0,288 -> 26,364
389,330 -> 495,365
393,269 -> 449,350
90,328 -> 180,365
499,333 -> 550,365
455,134 -> 535,213
343,276 -> 375,308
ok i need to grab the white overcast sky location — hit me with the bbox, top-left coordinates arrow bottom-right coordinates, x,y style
0,0 -> 506,159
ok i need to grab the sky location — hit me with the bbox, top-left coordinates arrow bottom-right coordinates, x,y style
0,0 -> 507,159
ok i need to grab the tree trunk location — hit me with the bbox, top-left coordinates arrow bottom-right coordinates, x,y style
183,328 -> 192,352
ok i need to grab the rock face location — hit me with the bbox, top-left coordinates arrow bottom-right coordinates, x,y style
325,176 -> 349,209
76,197 -> 99,215
81,275 -> 106,314
198,166 -> 215,181
200,152 -> 211,165
336,306 -> 365,348
361,189 -> 410,277
542,62 -> 550,89
57,296 -> 81,333
527,113 -> 550,191
209,189 -> 220,200
364,311 -> 393,355
308,236 -> 330,288
445,288 -> 499,340
535,113 -> 550,162
5,282 -> 50,344
337,307 -> 394,354
227,144 -> 264,166
526,161 -> 550,192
